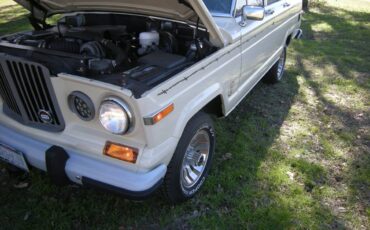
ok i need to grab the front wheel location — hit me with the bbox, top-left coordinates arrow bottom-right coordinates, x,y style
163,112 -> 215,203
263,46 -> 287,84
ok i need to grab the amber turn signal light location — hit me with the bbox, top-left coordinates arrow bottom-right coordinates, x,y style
143,103 -> 174,125
104,141 -> 138,163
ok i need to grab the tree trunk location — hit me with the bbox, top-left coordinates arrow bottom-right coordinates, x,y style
303,0 -> 309,11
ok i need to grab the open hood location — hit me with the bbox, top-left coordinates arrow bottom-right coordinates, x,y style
14,0 -> 226,47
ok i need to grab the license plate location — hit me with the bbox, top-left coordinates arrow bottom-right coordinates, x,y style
0,143 -> 29,172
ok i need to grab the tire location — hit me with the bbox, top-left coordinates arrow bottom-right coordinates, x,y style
263,46 -> 287,84
163,112 -> 215,203
6,164 -> 23,174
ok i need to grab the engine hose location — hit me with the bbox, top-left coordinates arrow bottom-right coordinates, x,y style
80,41 -> 106,58
100,39 -> 128,67
47,39 -> 81,53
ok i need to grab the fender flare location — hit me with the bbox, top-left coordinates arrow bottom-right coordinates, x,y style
172,83 -> 223,138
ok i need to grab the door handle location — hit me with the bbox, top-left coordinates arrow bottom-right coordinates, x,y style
265,9 -> 275,15
283,2 -> 291,7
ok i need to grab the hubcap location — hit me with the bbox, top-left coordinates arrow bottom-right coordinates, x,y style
277,50 -> 286,80
180,129 -> 210,189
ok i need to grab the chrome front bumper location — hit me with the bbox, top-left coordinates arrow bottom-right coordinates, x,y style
0,124 -> 166,198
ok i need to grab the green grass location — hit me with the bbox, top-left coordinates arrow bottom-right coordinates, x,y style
0,0 -> 29,35
0,0 -> 369,229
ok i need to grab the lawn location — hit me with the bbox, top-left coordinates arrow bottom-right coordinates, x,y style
0,0 -> 369,229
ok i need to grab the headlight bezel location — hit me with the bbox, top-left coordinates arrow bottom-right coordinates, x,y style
99,97 -> 134,135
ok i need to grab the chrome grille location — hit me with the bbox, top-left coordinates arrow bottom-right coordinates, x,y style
0,54 -> 65,132
0,63 -> 21,115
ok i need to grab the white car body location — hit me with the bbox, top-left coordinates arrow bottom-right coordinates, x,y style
0,0 -> 302,197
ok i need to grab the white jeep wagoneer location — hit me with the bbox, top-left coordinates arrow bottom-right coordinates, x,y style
0,0 -> 302,203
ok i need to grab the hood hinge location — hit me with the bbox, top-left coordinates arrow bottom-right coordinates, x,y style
27,0 -> 49,30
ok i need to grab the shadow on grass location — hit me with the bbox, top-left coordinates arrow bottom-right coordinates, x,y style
296,4 -> 370,213
291,4 -> 369,228
298,5 -> 370,87
202,67 -> 347,229
295,55 -> 369,227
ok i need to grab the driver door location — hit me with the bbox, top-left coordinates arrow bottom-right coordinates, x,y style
238,0 -> 282,91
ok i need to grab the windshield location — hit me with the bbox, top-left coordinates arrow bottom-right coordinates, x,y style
203,0 -> 234,16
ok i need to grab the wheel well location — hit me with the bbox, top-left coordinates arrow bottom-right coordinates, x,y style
202,95 -> 224,118
286,34 -> 292,46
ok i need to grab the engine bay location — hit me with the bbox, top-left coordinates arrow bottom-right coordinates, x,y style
0,13 -> 216,97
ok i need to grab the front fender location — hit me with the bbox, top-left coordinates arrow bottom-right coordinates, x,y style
173,83 -> 223,138
135,83 -> 223,170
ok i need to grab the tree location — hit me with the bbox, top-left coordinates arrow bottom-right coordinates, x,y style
303,0 -> 309,11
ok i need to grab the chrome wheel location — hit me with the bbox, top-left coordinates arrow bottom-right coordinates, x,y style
180,129 -> 210,189
277,49 -> 286,80
164,112 -> 214,203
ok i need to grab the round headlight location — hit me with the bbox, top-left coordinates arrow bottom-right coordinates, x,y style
99,98 -> 133,135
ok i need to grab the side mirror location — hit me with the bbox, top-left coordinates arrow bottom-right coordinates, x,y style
240,6 -> 265,26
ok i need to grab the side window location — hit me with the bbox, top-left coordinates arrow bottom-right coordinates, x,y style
203,0 -> 234,16
246,0 -> 264,6
267,0 -> 280,5
235,0 -> 246,16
